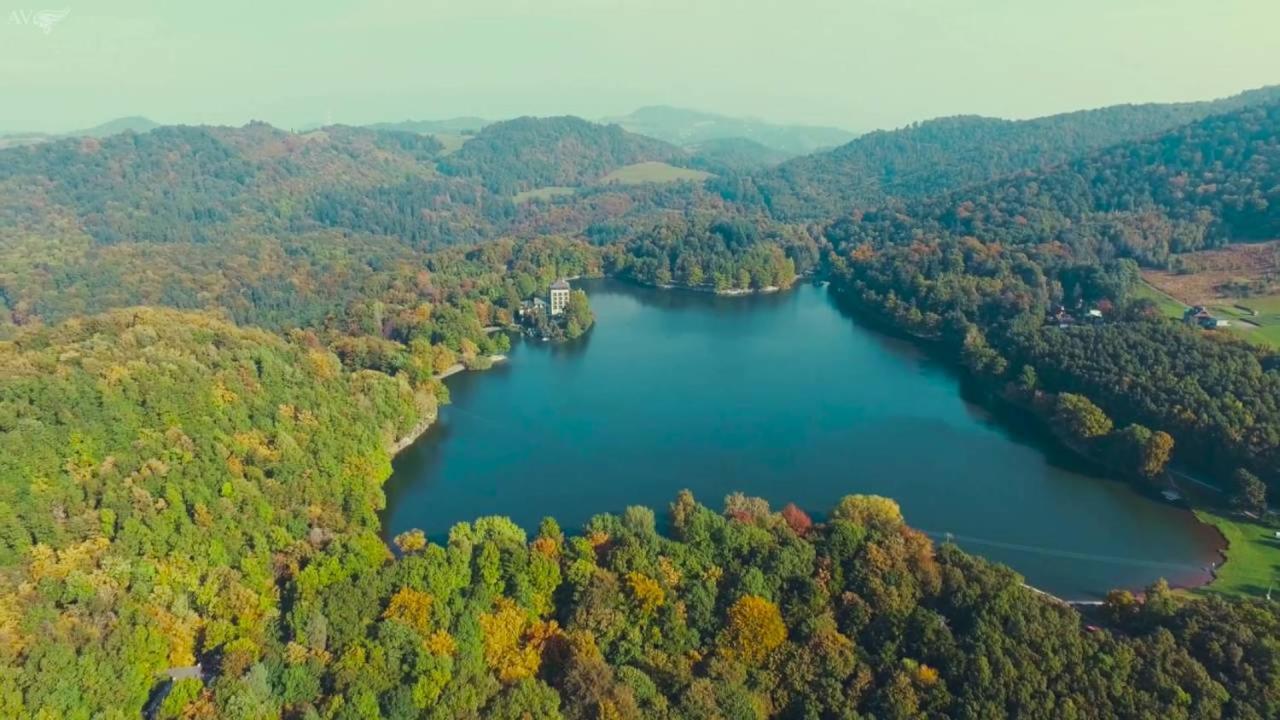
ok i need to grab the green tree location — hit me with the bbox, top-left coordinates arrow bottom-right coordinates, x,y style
563,290 -> 594,340
1230,468 -> 1268,515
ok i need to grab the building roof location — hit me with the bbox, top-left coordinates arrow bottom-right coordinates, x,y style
550,279 -> 571,291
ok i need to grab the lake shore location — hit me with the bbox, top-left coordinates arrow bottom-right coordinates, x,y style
436,353 -> 507,381
389,354 -> 507,457
830,283 -> 1237,596
646,280 -> 788,296
383,280 -> 1218,597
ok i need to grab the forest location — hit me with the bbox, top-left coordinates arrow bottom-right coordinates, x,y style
723,84 -> 1280,221
1,88 -> 1280,718
827,103 -> 1280,496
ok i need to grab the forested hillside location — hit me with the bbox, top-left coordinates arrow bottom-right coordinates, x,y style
686,137 -> 794,172
827,102 -> 1280,494
0,123 -> 449,244
607,105 -> 856,154
7,463 -> 1280,718
605,214 -> 810,291
0,116 -> 807,321
3,87 -> 1280,718
732,85 -> 1280,220
0,309 -> 429,715
438,117 -> 690,195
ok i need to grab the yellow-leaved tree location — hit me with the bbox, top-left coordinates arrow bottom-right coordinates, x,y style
383,587 -> 434,638
720,594 -> 786,666
478,598 -> 560,684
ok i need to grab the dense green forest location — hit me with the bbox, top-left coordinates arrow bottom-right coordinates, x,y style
726,85 -> 1280,221
6,387 -> 1280,720
0,117 -> 800,314
826,103 -> 1280,495
3,88 -> 1280,718
0,309 -> 429,716
438,117 -> 690,195
605,215 -> 809,292
684,137 -> 794,173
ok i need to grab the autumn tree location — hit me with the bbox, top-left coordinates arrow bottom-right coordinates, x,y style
383,587 -> 434,638
1142,431 -> 1175,480
780,503 -> 813,536
720,595 -> 787,666
831,495 -> 904,531
394,529 -> 428,554
1053,393 -> 1113,442
1112,424 -> 1175,483
480,598 -> 560,684
625,572 -> 664,615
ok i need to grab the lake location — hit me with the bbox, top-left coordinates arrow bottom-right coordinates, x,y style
382,279 -> 1222,599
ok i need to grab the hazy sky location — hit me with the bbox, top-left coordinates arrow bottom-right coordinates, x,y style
2,0 -> 1277,134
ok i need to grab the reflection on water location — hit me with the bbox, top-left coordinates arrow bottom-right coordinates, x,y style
382,279 -> 1222,599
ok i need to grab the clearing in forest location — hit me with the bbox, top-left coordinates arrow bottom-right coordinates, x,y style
1141,241 -> 1280,348
599,161 -> 713,185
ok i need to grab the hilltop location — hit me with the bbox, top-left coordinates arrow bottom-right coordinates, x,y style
607,105 -> 857,154
438,116 -> 694,195
733,85 -> 1280,219
0,115 -> 159,149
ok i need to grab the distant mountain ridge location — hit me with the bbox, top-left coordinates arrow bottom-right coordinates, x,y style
0,116 -> 159,148
732,84 -> 1280,220
365,117 -> 488,134
606,105 -> 857,155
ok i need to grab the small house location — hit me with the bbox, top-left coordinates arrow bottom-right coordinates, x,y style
1183,306 -> 1227,329
1183,305 -> 1212,325
518,297 -> 548,320
1047,306 -> 1074,327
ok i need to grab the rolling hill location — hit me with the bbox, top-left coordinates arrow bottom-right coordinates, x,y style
737,85 -> 1280,220
0,121 -> 454,244
437,116 -> 693,194
0,115 -> 159,149
365,116 -> 488,134
687,137 -> 795,172
607,105 -> 856,154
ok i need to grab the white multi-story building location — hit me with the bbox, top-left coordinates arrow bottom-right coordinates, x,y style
549,279 -> 571,316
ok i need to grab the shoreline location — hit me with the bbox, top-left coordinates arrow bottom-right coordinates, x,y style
829,283 -> 1233,595
389,354 -> 507,457
646,280 -> 789,296
385,282 -> 1237,598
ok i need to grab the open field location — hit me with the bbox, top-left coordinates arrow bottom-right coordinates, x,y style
1141,240 -> 1280,348
430,132 -> 470,155
512,163 -> 713,202
1132,280 -> 1186,318
1193,510 -> 1280,599
600,161 -> 713,185
1142,241 -> 1280,302
513,186 -> 577,204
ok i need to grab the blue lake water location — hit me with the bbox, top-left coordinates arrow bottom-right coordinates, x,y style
383,279 -> 1221,598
